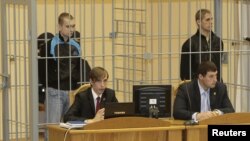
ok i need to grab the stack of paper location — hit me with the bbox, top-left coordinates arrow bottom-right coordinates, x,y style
59,121 -> 86,129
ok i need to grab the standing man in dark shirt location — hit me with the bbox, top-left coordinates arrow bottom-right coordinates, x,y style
180,9 -> 223,81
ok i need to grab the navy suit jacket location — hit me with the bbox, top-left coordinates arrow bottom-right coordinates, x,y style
63,87 -> 118,122
173,79 -> 234,120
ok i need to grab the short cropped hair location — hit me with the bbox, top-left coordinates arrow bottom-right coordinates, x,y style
58,12 -> 74,25
89,67 -> 109,82
195,9 -> 211,21
197,61 -> 217,77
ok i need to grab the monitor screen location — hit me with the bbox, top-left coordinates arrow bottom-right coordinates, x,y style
133,85 -> 172,118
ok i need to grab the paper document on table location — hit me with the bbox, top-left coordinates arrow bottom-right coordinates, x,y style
59,121 -> 86,129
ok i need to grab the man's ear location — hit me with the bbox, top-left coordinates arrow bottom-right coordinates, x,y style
90,79 -> 94,85
196,20 -> 201,26
198,74 -> 203,80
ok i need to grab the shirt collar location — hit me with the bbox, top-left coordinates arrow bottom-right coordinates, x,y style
91,88 -> 102,100
198,80 -> 210,95
58,32 -> 69,42
195,29 -> 214,39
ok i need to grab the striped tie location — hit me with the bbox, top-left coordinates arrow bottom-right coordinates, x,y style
96,97 -> 101,113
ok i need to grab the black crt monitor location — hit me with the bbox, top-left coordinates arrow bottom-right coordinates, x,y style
133,85 -> 172,118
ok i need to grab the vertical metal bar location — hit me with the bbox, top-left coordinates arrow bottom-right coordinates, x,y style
126,0 -> 129,93
122,0 -> 129,99
143,0 -> 147,84
150,0 -> 153,83
178,0 -> 181,82
22,1 -> 29,140
168,0 -> 172,84
187,0 -> 192,79
102,0 -> 105,68
245,0 -> 250,112
231,0 -> 236,109
247,0 -> 250,112
158,0 -> 162,83
28,0 -> 39,140
237,0 -> 241,110
64,0 -> 66,11
13,2 -> 19,140
17,3 -> 21,139
8,1 -> 13,139
91,0 -> 96,66
83,0 -> 87,83
214,0 -> 222,81
227,0 -> 231,99
123,0 -> 127,100
214,0 -> 222,37
79,0 -> 83,83
46,0 -> 52,126
239,0 -> 242,111
130,0 -> 135,101
73,0 -> 76,18
198,0 -> 201,64
112,0 -> 115,89
54,0 -> 58,34
1,0 -> 10,140
131,0 -> 133,97
68,0 -> 72,91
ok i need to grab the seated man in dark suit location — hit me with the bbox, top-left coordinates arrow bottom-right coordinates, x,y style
64,67 -> 118,124
173,61 -> 234,121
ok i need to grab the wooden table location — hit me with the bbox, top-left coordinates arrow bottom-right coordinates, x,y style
48,117 -> 185,141
48,113 -> 250,141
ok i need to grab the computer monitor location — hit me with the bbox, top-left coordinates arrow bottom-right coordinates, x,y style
133,85 -> 172,118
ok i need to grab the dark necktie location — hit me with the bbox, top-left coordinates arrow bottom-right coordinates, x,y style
96,97 -> 101,113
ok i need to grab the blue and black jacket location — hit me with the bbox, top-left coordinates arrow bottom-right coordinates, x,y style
38,33 -> 91,91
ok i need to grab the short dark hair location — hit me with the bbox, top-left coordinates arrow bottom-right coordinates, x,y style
58,12 -> 74,25
197,61 -> 217,77
89,67 -> 109,82
37,32 -> 54,50
195,9 -> 211,21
